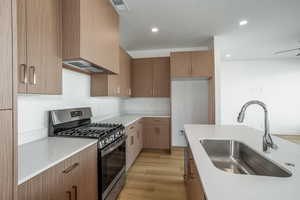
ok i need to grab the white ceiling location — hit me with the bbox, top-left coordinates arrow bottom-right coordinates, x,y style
119,0 -> 300,59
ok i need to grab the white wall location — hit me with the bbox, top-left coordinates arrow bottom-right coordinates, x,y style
217,58 -> 300,134
121,98 -> 170,115
18,69 -> 122,145
171,79 -> 209,146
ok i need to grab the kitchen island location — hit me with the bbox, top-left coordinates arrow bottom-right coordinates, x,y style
184,125 -> 300,200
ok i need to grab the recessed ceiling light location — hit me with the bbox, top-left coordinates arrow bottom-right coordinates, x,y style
225,54 -> 232,58
239,20 -> 248,26
151,27 -> 159,33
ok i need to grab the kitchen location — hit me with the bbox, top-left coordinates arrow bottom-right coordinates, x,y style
1,0 -> 300,200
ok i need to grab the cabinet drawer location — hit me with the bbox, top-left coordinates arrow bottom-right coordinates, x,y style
143,117 -> 170,126
126,121 -> 138,134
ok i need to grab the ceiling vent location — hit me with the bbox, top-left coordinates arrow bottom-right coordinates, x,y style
110,0 -> 129,13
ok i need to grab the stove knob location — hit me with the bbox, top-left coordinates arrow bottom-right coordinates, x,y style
98,141 -> 103,148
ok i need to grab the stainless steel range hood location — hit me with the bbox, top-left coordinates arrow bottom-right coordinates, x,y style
63,59 -> 112,73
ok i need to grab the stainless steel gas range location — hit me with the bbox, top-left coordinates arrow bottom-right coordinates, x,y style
48,107 -> 126,200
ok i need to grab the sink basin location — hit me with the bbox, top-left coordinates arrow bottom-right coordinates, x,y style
200,139 -> 292,177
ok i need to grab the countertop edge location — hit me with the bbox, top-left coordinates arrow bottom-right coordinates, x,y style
18,140 -> 98,185
18,114 -> 171,185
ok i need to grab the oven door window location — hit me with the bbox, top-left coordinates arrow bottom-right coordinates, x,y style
101,141 -> 125,192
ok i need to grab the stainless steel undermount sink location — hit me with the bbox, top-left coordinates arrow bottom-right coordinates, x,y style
200,139 -> 292,177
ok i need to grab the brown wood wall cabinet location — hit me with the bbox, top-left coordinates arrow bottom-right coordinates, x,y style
18,144 -> 98,200
62,0 -> 119,74
119,48 -> 132,97
91,48 -> 131,97
91,74 -> 120,97
17,0 -> 62,95
0,0 -> 17,199
171,50 -> 214,78
131,57 -> 171,97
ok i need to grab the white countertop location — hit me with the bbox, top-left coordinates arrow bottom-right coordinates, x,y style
95,113 -> 170,127
18,113 -> 170,185
184,125 -> 300,200
18,137 -> 98,185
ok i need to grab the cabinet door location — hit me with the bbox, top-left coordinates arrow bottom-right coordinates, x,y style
170,52 -> 191,78
17,0 -> 28,94
26,0 -> 62,94
62,154 -> 81,200
153,57 -> 170,97
143,125 -> 162,149
191,51 -> 214,78
108,75 -> 120,97
18,162 -> 65,200
156,125 -> 170,149
186,178 -> 205,200
80,0 -> 119,74
79,146 -> 98,200
144,125 -> 170,150
131,58 -> 153,97
126,130 -> 135,170
0,111 -> 13,200
137,120 -> 143,152
0,0 -> 13,109
143,118 -> 170,150
119,47 -> 131,97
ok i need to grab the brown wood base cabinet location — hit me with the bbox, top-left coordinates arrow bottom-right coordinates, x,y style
126,120 -> 143,170
0,111 -> 14,200
184,147 -> 206,200
143,118 -> 171,150
125,117 -> 171,171
18,144 -> 98,200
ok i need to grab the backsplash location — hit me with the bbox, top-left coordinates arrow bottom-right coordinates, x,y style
18,69 -> 122,145
121,98 -> 171,115
18,69 -> 171,145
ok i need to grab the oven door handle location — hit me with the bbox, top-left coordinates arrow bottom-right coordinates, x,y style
101,136 -> 127,157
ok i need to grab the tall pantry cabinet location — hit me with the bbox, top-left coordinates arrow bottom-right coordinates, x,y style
0,0 -> 17,199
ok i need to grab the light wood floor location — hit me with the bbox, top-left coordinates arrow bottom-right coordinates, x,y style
118,148 -> 187,200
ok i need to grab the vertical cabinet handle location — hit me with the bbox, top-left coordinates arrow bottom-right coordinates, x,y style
155,127 -> 160,134
66,191 -> 72,200
130,135 -> 134,145
29,66 -> 36,85
72,186 -> 78,200
20,64 -> 28,84
128,88 -> 131,96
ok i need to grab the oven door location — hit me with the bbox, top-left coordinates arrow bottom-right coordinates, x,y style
100,137 -> 126,199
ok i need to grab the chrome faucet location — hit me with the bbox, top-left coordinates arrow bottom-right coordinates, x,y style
237,100 -> 277,152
